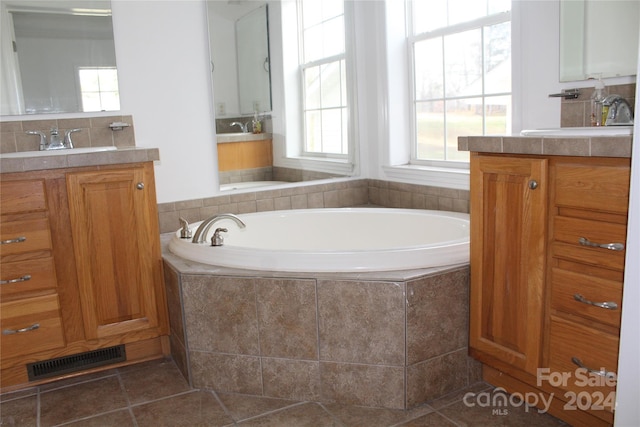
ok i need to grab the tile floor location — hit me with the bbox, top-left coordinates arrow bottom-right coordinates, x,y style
0,358 -> 568,426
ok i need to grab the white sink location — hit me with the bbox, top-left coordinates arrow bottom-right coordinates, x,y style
1,146 -> 117,158
520,126 -> 633,137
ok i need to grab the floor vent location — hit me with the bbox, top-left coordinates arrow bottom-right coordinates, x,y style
27,345 -> 126,381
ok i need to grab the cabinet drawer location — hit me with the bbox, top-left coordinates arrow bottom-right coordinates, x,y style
0,294 -> 65,361
554,163 -> 630,214
0,218 -> 52,257
552,216 -> 627,270
0,180 -> 47,215
548,316 -> 618,400
550,268 -> 622,328
1,257 -> 58,299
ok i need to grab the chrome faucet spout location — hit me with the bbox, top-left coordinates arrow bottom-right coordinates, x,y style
230,121 -> 249,133
603,95 -> 634,126
191,213 -> 246,244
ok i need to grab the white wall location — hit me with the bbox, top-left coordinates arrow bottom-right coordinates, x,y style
110,0 -> 217,203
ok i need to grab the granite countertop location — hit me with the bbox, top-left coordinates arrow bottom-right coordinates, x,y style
458,135 -> 632,158
0,147 -> 160,173
216,133 -> 272,143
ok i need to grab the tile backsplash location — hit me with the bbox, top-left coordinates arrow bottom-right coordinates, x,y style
0,115 -> 135,154
561,83 -> 636,127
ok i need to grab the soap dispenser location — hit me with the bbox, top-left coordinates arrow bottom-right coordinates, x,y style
252,111 -> 262,134
590,77 -> 607,126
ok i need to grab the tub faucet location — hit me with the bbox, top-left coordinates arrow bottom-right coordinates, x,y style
603,95 -> 634,126
230,121 -> 249,133
191,213 -> 246,244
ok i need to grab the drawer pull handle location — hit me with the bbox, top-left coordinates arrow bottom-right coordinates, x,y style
3,323 -> 40,335
578,237 -> 624,251
1,236 -> 26,245
0,274 -> 32,285
573,293 -> 618,310
571,357 -> 616,380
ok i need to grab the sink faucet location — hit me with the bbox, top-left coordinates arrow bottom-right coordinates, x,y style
191,213 -> 246,244
230,121 -> 249,133
26,127 -> 82,151
603,95 -> 634,126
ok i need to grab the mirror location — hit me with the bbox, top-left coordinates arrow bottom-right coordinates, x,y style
207,1 -> 350,192
560,0 -> 639,82
0,0 -> 118,115
206,1 -> 271,116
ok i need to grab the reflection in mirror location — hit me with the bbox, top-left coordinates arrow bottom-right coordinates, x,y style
560,0 -> 639,82
206,1 -> 271,117
207,1 -> 350,192
236,5 -> 271,114
0,0 -> 118,115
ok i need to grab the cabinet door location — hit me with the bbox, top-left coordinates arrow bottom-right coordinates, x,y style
469,155 -> 548,375
66,165 -> 165,340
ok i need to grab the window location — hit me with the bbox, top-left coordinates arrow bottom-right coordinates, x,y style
298,0 -> 348,157
409,0 -> 511,164
78,67 -> 120,112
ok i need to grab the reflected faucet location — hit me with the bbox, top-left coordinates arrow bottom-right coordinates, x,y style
191,213 -> 246,244
603,95 -> 634,126
230,121 -> 249,133
26,127 -> 82,151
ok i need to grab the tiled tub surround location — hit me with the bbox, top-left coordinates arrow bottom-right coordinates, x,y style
158,179 -> 470,233
163,247 -> 480,410
0,115 -> 136,154
218,166 -> 339,186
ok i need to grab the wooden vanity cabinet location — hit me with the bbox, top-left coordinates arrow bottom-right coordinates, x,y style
470,153 -> 630,427
0,162 -> 169,390
66,164 -> 167,342
0,180 -> 66,364
469,155 -> 548,375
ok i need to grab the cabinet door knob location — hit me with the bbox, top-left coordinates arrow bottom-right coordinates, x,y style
136,182 -> 145,190
528,180 -> 538,190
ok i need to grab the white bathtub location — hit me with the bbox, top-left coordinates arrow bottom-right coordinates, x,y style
220,181 -> 287,191
168,208 -> 469,272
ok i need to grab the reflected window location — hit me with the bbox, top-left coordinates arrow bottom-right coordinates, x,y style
78,67 -> 120,112
299,0 -> 348,157
409,0 -> 511,164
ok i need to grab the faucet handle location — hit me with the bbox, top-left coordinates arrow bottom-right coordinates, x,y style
179,217 -> 192,239
26,130 -> 47,151
64,128 -> 81,149
211,227 -> 227,246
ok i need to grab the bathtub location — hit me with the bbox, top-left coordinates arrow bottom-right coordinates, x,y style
220,181 -> 287,191
168,208 -> 469,272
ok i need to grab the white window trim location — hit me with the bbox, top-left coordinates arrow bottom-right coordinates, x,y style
278,0 -> 357,177
408,8 -> 511,166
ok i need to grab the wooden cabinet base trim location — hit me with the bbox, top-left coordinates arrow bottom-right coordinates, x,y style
482,365 -> 613,426
0,335 -> 170,392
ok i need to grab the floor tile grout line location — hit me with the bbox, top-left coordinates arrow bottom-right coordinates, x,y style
115,373 -> 139,427
209,389 -> 239,426
49,407 -> 134,427
37,371 -> 120,395
317,402 -> 348,427
230,400 -> 309,424
127,389 -> 199,409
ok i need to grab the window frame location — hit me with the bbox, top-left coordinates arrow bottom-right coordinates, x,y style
297,0 -> 351,161
407,2 -> 511,168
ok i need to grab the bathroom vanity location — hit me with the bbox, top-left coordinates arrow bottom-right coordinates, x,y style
216,133 -> 273,172
460,134 -> 631,427
0,149 -> 169,390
